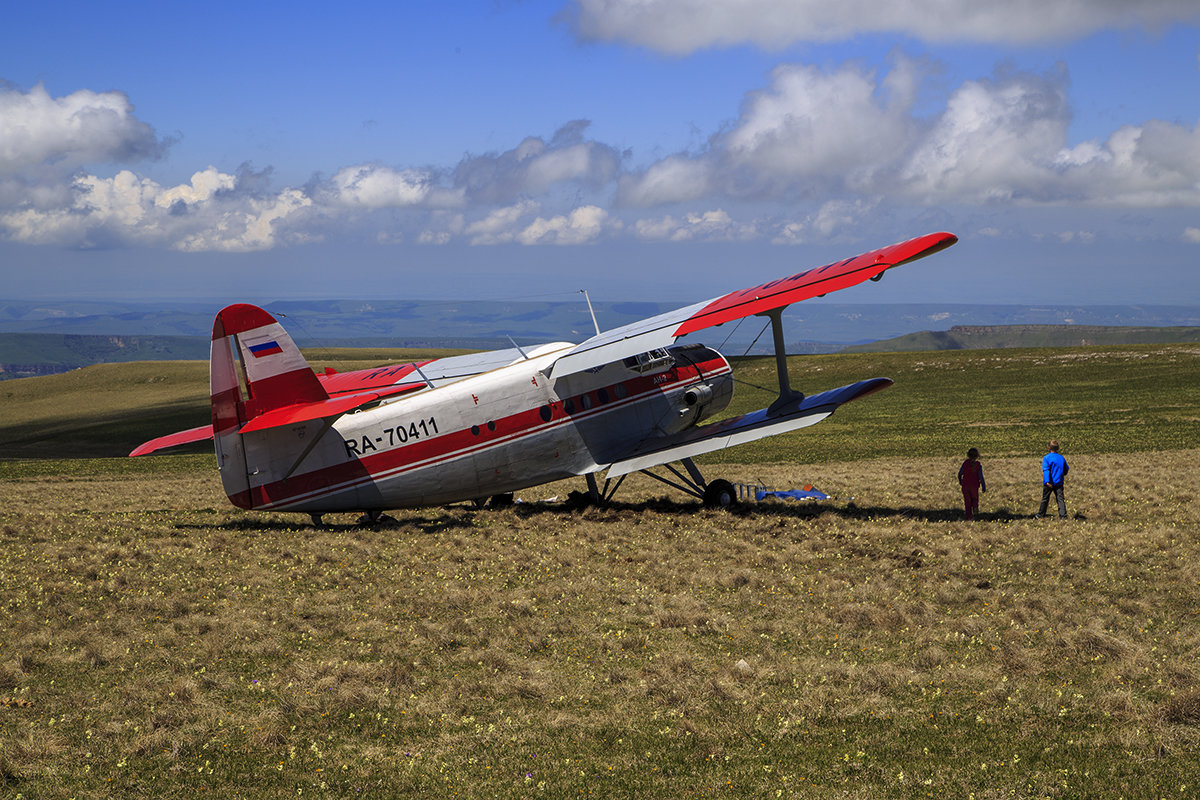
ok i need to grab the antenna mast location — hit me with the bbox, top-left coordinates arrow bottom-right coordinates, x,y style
579,289 -> 601,336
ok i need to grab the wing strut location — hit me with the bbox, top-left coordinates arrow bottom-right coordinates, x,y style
762,308 -> 803,415
412,363 -> 436,389
635,458 -> 709,500
585,471 -> 629,503
281,418 -> 336,481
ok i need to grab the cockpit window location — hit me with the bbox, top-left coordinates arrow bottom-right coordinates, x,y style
622,348 -> 674,373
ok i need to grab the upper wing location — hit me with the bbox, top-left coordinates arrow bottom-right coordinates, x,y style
549,231 -> 956,377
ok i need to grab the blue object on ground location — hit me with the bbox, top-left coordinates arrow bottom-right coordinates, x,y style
756,487 -> 829,502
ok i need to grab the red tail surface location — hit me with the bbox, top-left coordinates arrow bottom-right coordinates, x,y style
210,304 -> 329,508
210,303 -> 328,431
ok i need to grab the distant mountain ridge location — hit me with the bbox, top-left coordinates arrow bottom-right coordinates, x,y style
4,298 -> 1198,341
0,333 -> 210,379
842,325 -> 1200,352
3,299 -> 1199,379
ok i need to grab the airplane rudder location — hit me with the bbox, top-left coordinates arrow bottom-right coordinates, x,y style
212,303 -> 327,416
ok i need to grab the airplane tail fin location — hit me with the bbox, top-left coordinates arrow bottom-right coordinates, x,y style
209,304 -> 329,507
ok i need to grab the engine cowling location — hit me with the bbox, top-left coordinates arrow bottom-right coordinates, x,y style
665,343 -> 734,432
686,372 -> 733,422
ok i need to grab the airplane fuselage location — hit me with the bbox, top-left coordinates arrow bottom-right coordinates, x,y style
219,343 -> 733,512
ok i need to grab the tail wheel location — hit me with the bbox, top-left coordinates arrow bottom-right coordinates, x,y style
702,479 -> 737,509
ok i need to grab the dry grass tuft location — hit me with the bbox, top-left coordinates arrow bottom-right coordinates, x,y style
1162,690 -> 1200,725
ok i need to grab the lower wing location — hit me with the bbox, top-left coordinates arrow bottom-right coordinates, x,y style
604,377 -> 892,477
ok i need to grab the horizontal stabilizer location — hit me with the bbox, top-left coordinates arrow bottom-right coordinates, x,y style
129,424 -> 214,457
605,377 -> 892,477
238,383 -> 425,433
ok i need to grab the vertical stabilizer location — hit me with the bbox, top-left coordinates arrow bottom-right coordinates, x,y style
209,304 -> 328,508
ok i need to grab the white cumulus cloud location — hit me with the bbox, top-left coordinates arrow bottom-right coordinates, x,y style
721,62 -> 914,189
331,164 -> 435,208
454,121 -> 621,203
328,164 -> 465,209
175,188 -> 313,252
568,0 -> 1200,53
618,155 -> 713,207
465,201 -> 541,245
517,205 -> 609,245
772,199 -> 881,244
0,84 -> 167,175
633,209 -> 755,241
0,167 -> 313,252
5,67 -> 1200,254
900,68 -> 1072,202
622,58 -> 1200,210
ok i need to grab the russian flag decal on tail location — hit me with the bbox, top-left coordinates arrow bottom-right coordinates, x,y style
249,341 -> 284,357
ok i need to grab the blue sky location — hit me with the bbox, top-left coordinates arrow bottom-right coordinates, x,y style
2,0 -> 1199,306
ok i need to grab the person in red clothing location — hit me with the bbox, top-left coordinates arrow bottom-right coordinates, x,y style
957,447 -> 987,520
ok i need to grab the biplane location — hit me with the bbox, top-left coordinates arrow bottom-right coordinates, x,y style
131,232 -> 957,522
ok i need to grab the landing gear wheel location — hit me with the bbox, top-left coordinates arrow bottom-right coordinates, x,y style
702,479 -> 738,509
488,493 -> 514,508
356,509 -> 396,527
309,513 -> 325,527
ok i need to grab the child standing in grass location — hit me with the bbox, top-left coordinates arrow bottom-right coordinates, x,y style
958,447 -> 986,520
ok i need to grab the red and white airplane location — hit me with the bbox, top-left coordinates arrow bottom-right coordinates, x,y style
131,232 -> 956,522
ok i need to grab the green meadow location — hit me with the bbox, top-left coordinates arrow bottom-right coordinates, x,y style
2,343 -> 1198,798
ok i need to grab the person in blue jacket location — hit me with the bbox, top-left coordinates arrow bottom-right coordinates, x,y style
1036,439 -> 1070,519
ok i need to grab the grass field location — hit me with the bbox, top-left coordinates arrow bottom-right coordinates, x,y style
2,344 -> 1199,798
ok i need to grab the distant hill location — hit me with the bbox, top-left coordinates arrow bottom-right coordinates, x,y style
841,325 -> 1200,352
0,333 -> 210,379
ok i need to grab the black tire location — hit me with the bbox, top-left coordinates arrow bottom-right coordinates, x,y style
356,509 -> 382,526
702,479 -> 737,509
489,493 -> 514,508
